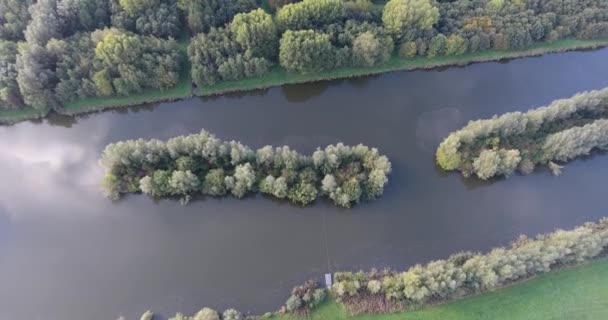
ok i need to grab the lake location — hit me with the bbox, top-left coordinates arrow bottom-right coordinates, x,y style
1,49 -> 608,320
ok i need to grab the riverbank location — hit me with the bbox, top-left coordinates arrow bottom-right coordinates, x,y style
197,37 -> 608,97
0,39 -> 192,125
276,258 -> 608,320
1,37 -> 607,125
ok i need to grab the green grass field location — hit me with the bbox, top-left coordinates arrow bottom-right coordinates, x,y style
0,106 -> 48,125
197,37 -> 608,97
276,258 -> 608,320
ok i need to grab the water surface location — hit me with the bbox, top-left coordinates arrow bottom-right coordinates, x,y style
2,49 -> 608,320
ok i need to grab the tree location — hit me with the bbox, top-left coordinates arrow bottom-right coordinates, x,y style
16,44 -> 59,110
192,308 -> 220,320
352,31 -> 394,67
427,33 -> 447,57
58,0 -> 110,33
382,0 -> 439,42
118,0 -> 159,15
230,9 -> 278,59
287,182 -> 318,205
0,0 -> 34,41
269,0 -> 300,11
399,41 -> 417,58
95,32 -> 180,95
279,30 -> 336,73
169,170 -> 200,195
202,169 -> 227,196
25,0 -> 62,45
182,0 -> 257,34
222,309 -> 242,320
445,34 -> 467,56
225,163 -> 256,198
276,0 -> 345,31
0,40 -> 23,109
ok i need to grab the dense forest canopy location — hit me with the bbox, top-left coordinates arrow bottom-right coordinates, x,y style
1,0 -> 608,111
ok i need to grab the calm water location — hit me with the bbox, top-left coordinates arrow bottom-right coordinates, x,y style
2,50 -> 608,320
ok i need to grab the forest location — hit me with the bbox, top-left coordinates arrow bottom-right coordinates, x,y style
436,88 -> 608,180
100,129 -> 392,207
1,0 -> 608,114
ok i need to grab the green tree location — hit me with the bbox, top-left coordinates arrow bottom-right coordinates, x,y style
0,40 -> 23,109
279,29 -> 336,73
445,34 -> 467,56
230,9 -> 278,59
276,0 -> 345,31
382,0 -> 439,42
118,0 -> 159,15
352,31 -> 394,67
427,33 -> 447,57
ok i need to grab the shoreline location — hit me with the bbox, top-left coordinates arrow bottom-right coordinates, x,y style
1,38 -> 607,125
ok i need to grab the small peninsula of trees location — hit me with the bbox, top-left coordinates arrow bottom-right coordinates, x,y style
330,217 -> 608,314
2,0 -> 608,116
134,217 -> 608,318
436,88 -> 608,180
100,129 -> 392,207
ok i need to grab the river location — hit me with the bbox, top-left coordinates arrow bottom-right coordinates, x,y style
1,49 -> 608,320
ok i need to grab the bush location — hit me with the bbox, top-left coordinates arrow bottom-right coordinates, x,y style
285,281 -> 327,313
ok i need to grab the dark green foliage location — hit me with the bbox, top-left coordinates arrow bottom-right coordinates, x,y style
427,33 -> 446,57
182,0 -> 258,34
95,32 -> 181,96
58,0 -> 110,34
189,27 -> 271,86
268,0 -> 301,11
230,9 -> 279,59
111,0 -> 180,38
25,0 -> 62,45
16,44 -> 60,110
279,29 -> 337,73
100,129 -> 392,207
55,33 -> 98,102
0,0 -> 34,41
0,40 -> 23,109
277,0 -> 346,31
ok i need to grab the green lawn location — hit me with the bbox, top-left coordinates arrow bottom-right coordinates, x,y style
197,37 -> 608,97
276,258 -> 608,320
0,106 -> 48,125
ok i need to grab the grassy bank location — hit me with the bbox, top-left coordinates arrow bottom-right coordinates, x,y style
197,37 -> 608,97
2,38 -> 608,125
277,258 -> 608,320
60,38 -> 192,116
0,107 -> 48,125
